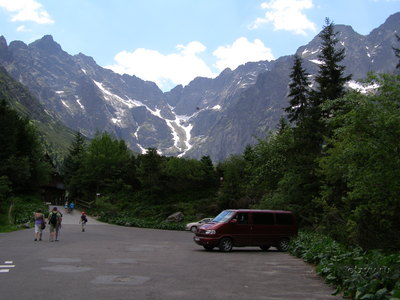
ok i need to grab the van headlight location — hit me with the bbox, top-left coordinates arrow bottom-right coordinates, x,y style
204,230 -> 216,235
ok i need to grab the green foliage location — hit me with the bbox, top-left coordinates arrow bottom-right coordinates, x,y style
393,34 -> 400,69
97,212 -> 185,231
62,132 -> 86,199
136,148 -> 163,198
216,155 -> 249,208
290,231 -> 400,299
319,74 -> 400,249
6,195 -> 48,225
88,194 -> 218,232
285,55 -> 312,124
0,100 -> 52,194
314,18 -> 352,108
76,132 -> 134,199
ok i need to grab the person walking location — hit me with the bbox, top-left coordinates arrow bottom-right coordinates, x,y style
33,209 -> 46,241
48,207 -> 62,242
79,211 -> 88,232
69,201 -> 75,213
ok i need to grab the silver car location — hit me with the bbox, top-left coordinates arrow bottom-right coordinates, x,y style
185,218 -> 213,233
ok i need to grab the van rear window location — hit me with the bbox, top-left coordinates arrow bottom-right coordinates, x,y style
276,214 -> 294,225
253,213 -> 274,225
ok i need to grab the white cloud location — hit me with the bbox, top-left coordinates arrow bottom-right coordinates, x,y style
0,0 -> 54,24
213,37 -> 274,71
16,25 -> 31,32
106,41 -> 217,91
249,0 -> 316,35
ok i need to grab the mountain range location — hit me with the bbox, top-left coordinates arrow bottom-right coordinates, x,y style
0,12 -> 399,162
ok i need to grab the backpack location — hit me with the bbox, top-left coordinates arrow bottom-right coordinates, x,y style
81,215 -> 88,222
49,212 -> 58,225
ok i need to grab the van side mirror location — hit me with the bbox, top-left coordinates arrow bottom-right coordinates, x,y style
230,219 -> 237,224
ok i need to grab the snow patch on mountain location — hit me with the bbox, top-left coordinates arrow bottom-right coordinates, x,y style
61,100 -> 70,109
348,80 -> 380,94
93,79 -> 194,156
310,59 -> 324,65
76,98 -> 85,110
302,48 -> 319,56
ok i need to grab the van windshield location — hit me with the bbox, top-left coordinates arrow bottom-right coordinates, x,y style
212,211 -> 235,223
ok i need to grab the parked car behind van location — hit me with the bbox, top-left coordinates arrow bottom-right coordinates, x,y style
185,218 -> 213,232
193,209 -> 297,252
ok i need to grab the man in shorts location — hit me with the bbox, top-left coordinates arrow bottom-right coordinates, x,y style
48,207 -> 62,242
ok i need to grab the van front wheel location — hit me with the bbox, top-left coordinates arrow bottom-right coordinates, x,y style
277,238 -> 290,252
219,238 -> 233,252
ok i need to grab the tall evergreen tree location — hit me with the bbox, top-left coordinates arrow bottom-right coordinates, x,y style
285,55 -> 311,125
314,18 -> 352,118
393,34 -> 400,69
62,132 -> 86,199
0,100 -> 51,193
137,148 -> 164,200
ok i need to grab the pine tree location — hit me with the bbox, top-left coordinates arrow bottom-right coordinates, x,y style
62,132 -> 86,199
285,55 -> 311,125
393,34 -> 400,69
314,18 -> 352,117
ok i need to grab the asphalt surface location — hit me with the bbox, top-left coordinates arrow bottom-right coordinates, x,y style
0,207 -> 341,300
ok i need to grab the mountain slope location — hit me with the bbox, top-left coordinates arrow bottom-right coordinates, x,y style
0,66 -> 75,164
0,12 -> 399,162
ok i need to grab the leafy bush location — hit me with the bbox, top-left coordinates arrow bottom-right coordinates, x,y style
98,211 -> 185,231
290,231 -> 400,299
9,196 -> 48,225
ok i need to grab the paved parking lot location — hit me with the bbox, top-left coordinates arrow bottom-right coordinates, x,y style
0,212 -> 340,300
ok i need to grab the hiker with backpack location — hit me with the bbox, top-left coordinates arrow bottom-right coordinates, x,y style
48,207 -> 62,242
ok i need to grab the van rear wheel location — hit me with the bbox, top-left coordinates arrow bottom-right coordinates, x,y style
219,238 -> 233,252
277,238 -> 290,252
260,245 -> 270,251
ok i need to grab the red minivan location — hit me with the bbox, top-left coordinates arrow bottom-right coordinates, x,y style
193,209 -> 298,252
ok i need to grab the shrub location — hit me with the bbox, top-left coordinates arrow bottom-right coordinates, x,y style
290,231 -> 400,299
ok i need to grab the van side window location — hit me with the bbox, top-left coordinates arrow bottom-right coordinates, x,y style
253,213 -> 274,225
276,214 -> 294,225
236,213 -> 248,224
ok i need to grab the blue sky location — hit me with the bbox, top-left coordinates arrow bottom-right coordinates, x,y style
0,0 -> 399,91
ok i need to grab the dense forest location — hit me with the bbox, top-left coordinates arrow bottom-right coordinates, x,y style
1,20 -> 400,252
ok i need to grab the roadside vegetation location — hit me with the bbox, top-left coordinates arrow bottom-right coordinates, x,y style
290,231 -> 400,299
1,20 -> 399,299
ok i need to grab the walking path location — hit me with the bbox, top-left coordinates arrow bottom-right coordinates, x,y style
48,205 -> 103,225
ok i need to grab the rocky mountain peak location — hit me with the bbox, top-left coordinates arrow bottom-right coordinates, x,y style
0,35 -> 7,48
29,35 -> 63,54
0,36 -> 10,62
0,13 -> 398,162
